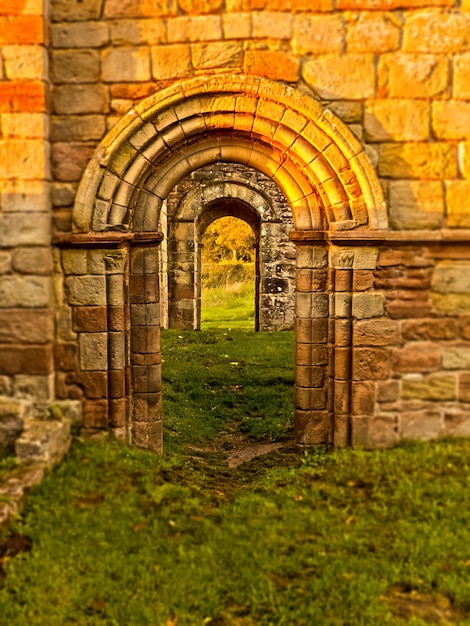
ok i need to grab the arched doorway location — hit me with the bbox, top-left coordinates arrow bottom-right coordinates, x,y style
64,74 -> 387,452
198,211 -> 259,331
160,164 -> 296,332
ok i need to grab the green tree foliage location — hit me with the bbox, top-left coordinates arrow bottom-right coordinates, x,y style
201,217 -> 256,263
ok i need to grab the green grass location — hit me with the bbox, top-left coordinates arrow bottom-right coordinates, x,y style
201,282 -> 255,330
162,329 -> 294,452
1,331 -> 470,625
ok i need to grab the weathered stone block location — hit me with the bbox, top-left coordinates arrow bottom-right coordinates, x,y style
389,180 -> 444,229
151,44 -> 191,79
104,0 -> 177,18
51,22 -> 109,48
351,414 -> 399,449
393,343 -> 441,373
346,12 -> 401,53
377,380 -> 399,403
1,112 -> 49,139
446,181 -> 470,228
53,84 -> 109,115
443,346 -> 470,370
0,139 -> 49,180
51,0 -> 103,21
0,15 -> 44,46
51,115 -> 106,142
111,18 -> 166,45
293,15 -> 344,54
79,333 -> 108,371
0,214 -> 51,247
3,45 -> 46,80
353,348 -> 392,380
353,319 -> 400,346
432,294 -> 470,313
400,410 -> 444,442
51,50 -> 100,85
65,276 -> 106,306
432,262 -> 470,294
403,10 -> 470,54
402,374 -> 456,401
302,54 -> 375,100
222,12 -> 252,39
444,411 -> 470,438
253,10 -> 294,39
62,249 -> 88,275
1,180 -> 49,213
294,410 -> 330,445
0,346 -> 54,376
0,399 -> 28,457
364,100 -> 429,142
132,419 -> 163,453
402,319 -> 457,341
433,101 -> 470,141
296,365 -> 324,388
191,41 -> 243,70
13,374 -> 54,401
167,15 -> 222,42
296,246 -> 328,269
102,47 -> 151,82
51,142 -> 96,182
351,381 -> 376,416
78,371 -> 108,399
0,276 -> 52,308
244,50 -> 299,82
0,80 -> 46,113
0,309 -> 53,344
72,306 -> 107,333
296,292 -> 329,319
378,53 -> 448,98
82,399 -> 108,428
12,248 -> 53,275
454,53 -> 470,99
352,293 -> 385,319
378,143 -> 457,179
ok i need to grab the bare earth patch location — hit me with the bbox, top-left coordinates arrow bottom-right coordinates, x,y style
382,587 -> 464,624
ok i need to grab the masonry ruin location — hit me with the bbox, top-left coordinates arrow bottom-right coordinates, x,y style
1,0 -> 470,453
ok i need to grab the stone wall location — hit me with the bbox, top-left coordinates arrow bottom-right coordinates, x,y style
0,0 -> 54,408
0,0 -> 469,451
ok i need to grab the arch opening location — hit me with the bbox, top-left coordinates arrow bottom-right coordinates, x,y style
199,213 -> 258,332
66,75 -> 388,452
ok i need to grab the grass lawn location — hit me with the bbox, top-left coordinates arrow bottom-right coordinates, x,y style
201,282 -> 255,330
0,331 -> 470,625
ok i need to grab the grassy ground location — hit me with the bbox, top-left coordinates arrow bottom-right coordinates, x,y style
0,331 -> 470,625
162,329 -> 294,452
201,282 -> 255,330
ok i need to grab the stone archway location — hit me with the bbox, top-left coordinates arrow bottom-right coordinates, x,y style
162,168 -> 295,331
64,74 -> 387,452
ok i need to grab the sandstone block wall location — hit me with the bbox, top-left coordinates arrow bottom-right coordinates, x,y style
0,0 -> 470,450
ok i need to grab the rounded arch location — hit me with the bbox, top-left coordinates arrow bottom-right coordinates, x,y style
73,74 -> 387,234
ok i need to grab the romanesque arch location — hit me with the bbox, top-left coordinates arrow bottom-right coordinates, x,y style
64,74 -> 387,452
162,170 -> 295,331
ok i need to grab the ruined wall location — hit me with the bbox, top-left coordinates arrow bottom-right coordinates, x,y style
0,0 -> 54,407
0,0 -> 470,450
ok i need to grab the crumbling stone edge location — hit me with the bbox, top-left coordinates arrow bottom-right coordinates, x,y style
0,399 -> 82,533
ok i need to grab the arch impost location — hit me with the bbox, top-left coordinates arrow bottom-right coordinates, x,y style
53,231 -> 164,247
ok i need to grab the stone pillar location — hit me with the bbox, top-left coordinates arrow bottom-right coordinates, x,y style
104,250 -> 128,440
167,219 -> 196,330
130,244 -> 163,452
294,244 -> 330,445
331,251 -> 354,447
